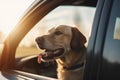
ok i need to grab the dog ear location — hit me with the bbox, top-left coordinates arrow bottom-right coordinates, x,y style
70,27 -> 86,51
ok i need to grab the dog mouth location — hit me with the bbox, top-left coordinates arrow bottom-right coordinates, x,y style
38,48 -> 64,63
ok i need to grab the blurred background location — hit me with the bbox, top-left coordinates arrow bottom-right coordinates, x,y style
0,0 -> 95,57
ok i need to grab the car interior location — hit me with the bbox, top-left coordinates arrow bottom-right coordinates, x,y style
0,0 -> 98,79
15,5 -> 96,78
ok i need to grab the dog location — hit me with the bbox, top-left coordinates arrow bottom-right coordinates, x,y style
35,25 -> 86,80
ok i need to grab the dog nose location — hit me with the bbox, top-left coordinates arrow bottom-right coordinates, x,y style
35,37 -> 44,47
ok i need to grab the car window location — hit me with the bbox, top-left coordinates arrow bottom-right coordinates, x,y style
0,0 -> 35,39
15,6 -> 95,77
16,6 -> 95,78
0,0 -> 35,54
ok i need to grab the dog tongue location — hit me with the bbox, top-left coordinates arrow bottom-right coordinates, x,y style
37,49 -> 64,64
38,54 -> 42,64
37,51 -> 54,64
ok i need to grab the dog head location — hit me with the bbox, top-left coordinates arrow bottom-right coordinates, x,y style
35,25 -> 86,63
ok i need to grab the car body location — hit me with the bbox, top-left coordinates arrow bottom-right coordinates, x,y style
0,0 -> 120,80
84,0 -> 120,80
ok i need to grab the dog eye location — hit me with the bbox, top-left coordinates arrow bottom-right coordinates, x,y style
54,31 -> 62,35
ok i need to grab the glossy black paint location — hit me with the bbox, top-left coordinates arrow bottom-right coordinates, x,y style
84,0 -> 120,80
101,0 -> 120,79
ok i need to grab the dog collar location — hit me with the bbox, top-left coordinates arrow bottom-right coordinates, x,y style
63,62 -> 84,70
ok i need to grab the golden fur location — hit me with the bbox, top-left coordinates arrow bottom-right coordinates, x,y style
36,25 -> 86,80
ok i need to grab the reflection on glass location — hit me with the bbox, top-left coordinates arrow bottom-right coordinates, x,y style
114,17 -> 120,40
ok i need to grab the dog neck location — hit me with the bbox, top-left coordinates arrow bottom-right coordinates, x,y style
56,46 -> 86,71
57,54 -> 85,71
63,62 -> 84,70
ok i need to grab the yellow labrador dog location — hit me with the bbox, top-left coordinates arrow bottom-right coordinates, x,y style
35,25 -> 86,80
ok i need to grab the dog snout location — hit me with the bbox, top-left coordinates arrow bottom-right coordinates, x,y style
35,37 -> 44,49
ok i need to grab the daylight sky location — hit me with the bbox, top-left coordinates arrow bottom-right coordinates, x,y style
0,0 -> 35,35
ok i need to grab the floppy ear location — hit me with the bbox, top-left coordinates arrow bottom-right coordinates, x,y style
70,27 -> 86,51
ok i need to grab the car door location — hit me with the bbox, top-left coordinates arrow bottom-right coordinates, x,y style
100,0 -> 120,79
84,0 -> 120,80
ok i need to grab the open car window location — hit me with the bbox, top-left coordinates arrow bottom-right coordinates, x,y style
0,0 -> 35,57
15,6 -> 95,78
16,6 -> 95,57
0,0 -> 35,41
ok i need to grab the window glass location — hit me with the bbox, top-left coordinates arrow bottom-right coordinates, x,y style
114,17 -> 120,40
0,0 -> 35,54
0,0 -> 35,39
16,6 -> 95,77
